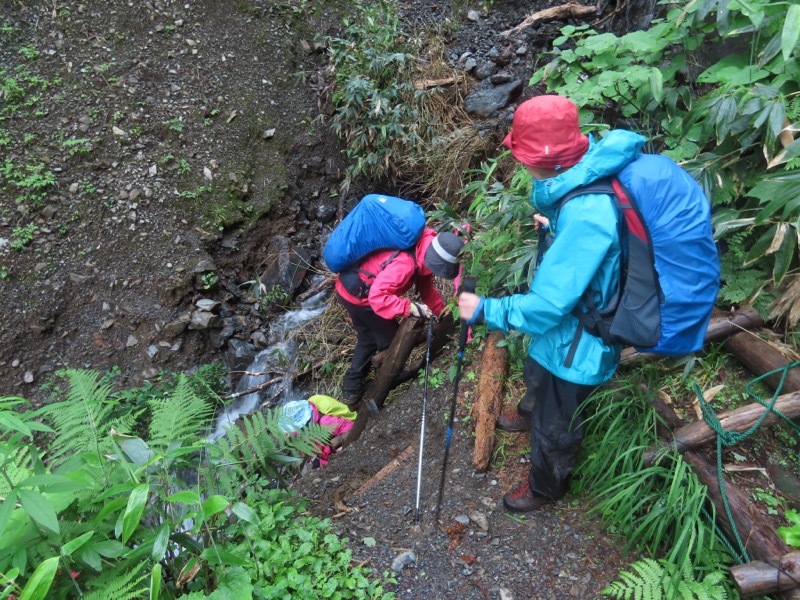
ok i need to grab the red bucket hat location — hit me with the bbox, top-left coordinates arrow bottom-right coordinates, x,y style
503,95 -> 589,169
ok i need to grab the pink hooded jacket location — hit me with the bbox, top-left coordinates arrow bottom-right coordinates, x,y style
334,228 -> 446,319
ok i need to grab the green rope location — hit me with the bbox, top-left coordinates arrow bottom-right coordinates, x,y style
694,360 -> 800,564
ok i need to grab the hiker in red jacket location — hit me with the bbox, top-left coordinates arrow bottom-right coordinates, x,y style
337,228 -> 464,408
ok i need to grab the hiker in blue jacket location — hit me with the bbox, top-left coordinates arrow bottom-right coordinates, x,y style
458,95 -> 646,512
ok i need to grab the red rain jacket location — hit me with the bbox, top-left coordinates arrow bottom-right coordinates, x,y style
334,228 -> 446,319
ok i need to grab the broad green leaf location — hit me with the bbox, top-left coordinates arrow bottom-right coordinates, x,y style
94,496 -> 128,523
782,5 -> 800,61
201,547 -> 245,566
92,539 -> 127,558
773,225 -> 796,286
150,564 -> 162,600
231,502 -> 259,524
744,225 -> 777,266
166,490 -> 200,505
18,556 -> 59,600
0,412 -> 31,437
61,531 -> 94,556
17,474 -> 90,493
151,523 -> 170,562
0,490 -> 18,537
112,432 -> 155,467
75,547 -> 103,571
121,483 -> 149,544
649,68 -> 664,103
202,495 -> 229,518
768,136 -> 800,169
18,489 -> 59,534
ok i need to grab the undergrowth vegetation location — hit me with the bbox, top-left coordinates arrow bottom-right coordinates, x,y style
0,369 -> 395,599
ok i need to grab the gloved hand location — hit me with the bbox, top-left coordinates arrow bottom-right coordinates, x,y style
409,302 -> 433,319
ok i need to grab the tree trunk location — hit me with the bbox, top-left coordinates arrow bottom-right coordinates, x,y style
730,553 -> 800,597
472,331 -> 508,473
620,306 -> 763,367
724,330 -> 800,393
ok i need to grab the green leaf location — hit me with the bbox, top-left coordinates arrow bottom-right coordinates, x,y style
18,556 -> 59,600
18,489 -> 59,534
112,432 -> 155,467
773,224 -> 796,286
649,68 -> 664,103
151,523 -> 170,562
362,537 -> 376,547
92,539 -> 127,558
231,502 -> 259,524
745,225 -> 776,266
201,547 -> 245,566
0,412 -> 32,437
61,531 -> 94,556
0,490 -> 18,538
77,547 -> 100,571
165,490 -> 200,505
782,4 -> 800,61
150,564 -> 162,600
121,483 -> 149,544
17,474 -> 91,493
202,495 -> 229,518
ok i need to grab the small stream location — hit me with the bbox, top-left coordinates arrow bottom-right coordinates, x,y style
209,283 -> 331,441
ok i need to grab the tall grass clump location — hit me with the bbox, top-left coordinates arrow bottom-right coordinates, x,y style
574,370 -> 736,598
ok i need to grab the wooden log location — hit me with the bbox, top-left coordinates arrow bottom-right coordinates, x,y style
682,450 -> 789,561
649,396 -> 795,595
724,330 -> 800,393
366,315 -> 455,410
730,553 -> 800,597
414,77 -> 457,90
620,306 -> 763,367
500,3 -> 597,37
472,331 -> 508,472
644,391 -> 800,464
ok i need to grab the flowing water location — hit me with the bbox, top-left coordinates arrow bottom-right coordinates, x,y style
209,284 -> 331,441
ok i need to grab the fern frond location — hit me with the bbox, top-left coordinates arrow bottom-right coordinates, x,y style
604,557 -> 730,600
147,375 -> 214,451
216,409 -> 331,480
43,370 -> 118,466
82,560 -> 149,600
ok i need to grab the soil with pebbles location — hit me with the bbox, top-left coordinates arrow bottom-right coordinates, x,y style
1,0 -> 632,598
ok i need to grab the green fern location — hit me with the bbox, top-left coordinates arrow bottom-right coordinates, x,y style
216,408 -> 332,481
81,560 -> 149,600
146,374 -> 214,451
603,557 -> 728,600
41,369 -> 133,466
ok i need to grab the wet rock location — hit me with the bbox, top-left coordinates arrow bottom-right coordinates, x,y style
189,310 -> 221,330
259,236 -> 311,299
162,314 -> 191,337
473,61 -> 498,80
391,550 -> 416,572
195,299 -> 221,312
464,79 -> 523,117
208,317 -> 236,349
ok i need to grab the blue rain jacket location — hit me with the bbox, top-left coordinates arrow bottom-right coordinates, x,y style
482,129 -> 646,385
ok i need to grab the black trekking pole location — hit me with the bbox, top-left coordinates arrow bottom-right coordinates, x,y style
434,277 -> 476,522
414,315 -> 435,524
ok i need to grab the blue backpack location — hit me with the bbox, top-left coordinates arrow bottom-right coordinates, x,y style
322,195 -> 426,295
560,154 -> 720,356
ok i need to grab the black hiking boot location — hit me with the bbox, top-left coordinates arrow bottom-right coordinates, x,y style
502,480 -> 550,513
496,411 -> 528,432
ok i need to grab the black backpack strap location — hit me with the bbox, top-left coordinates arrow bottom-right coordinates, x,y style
556,179 -> 622,363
